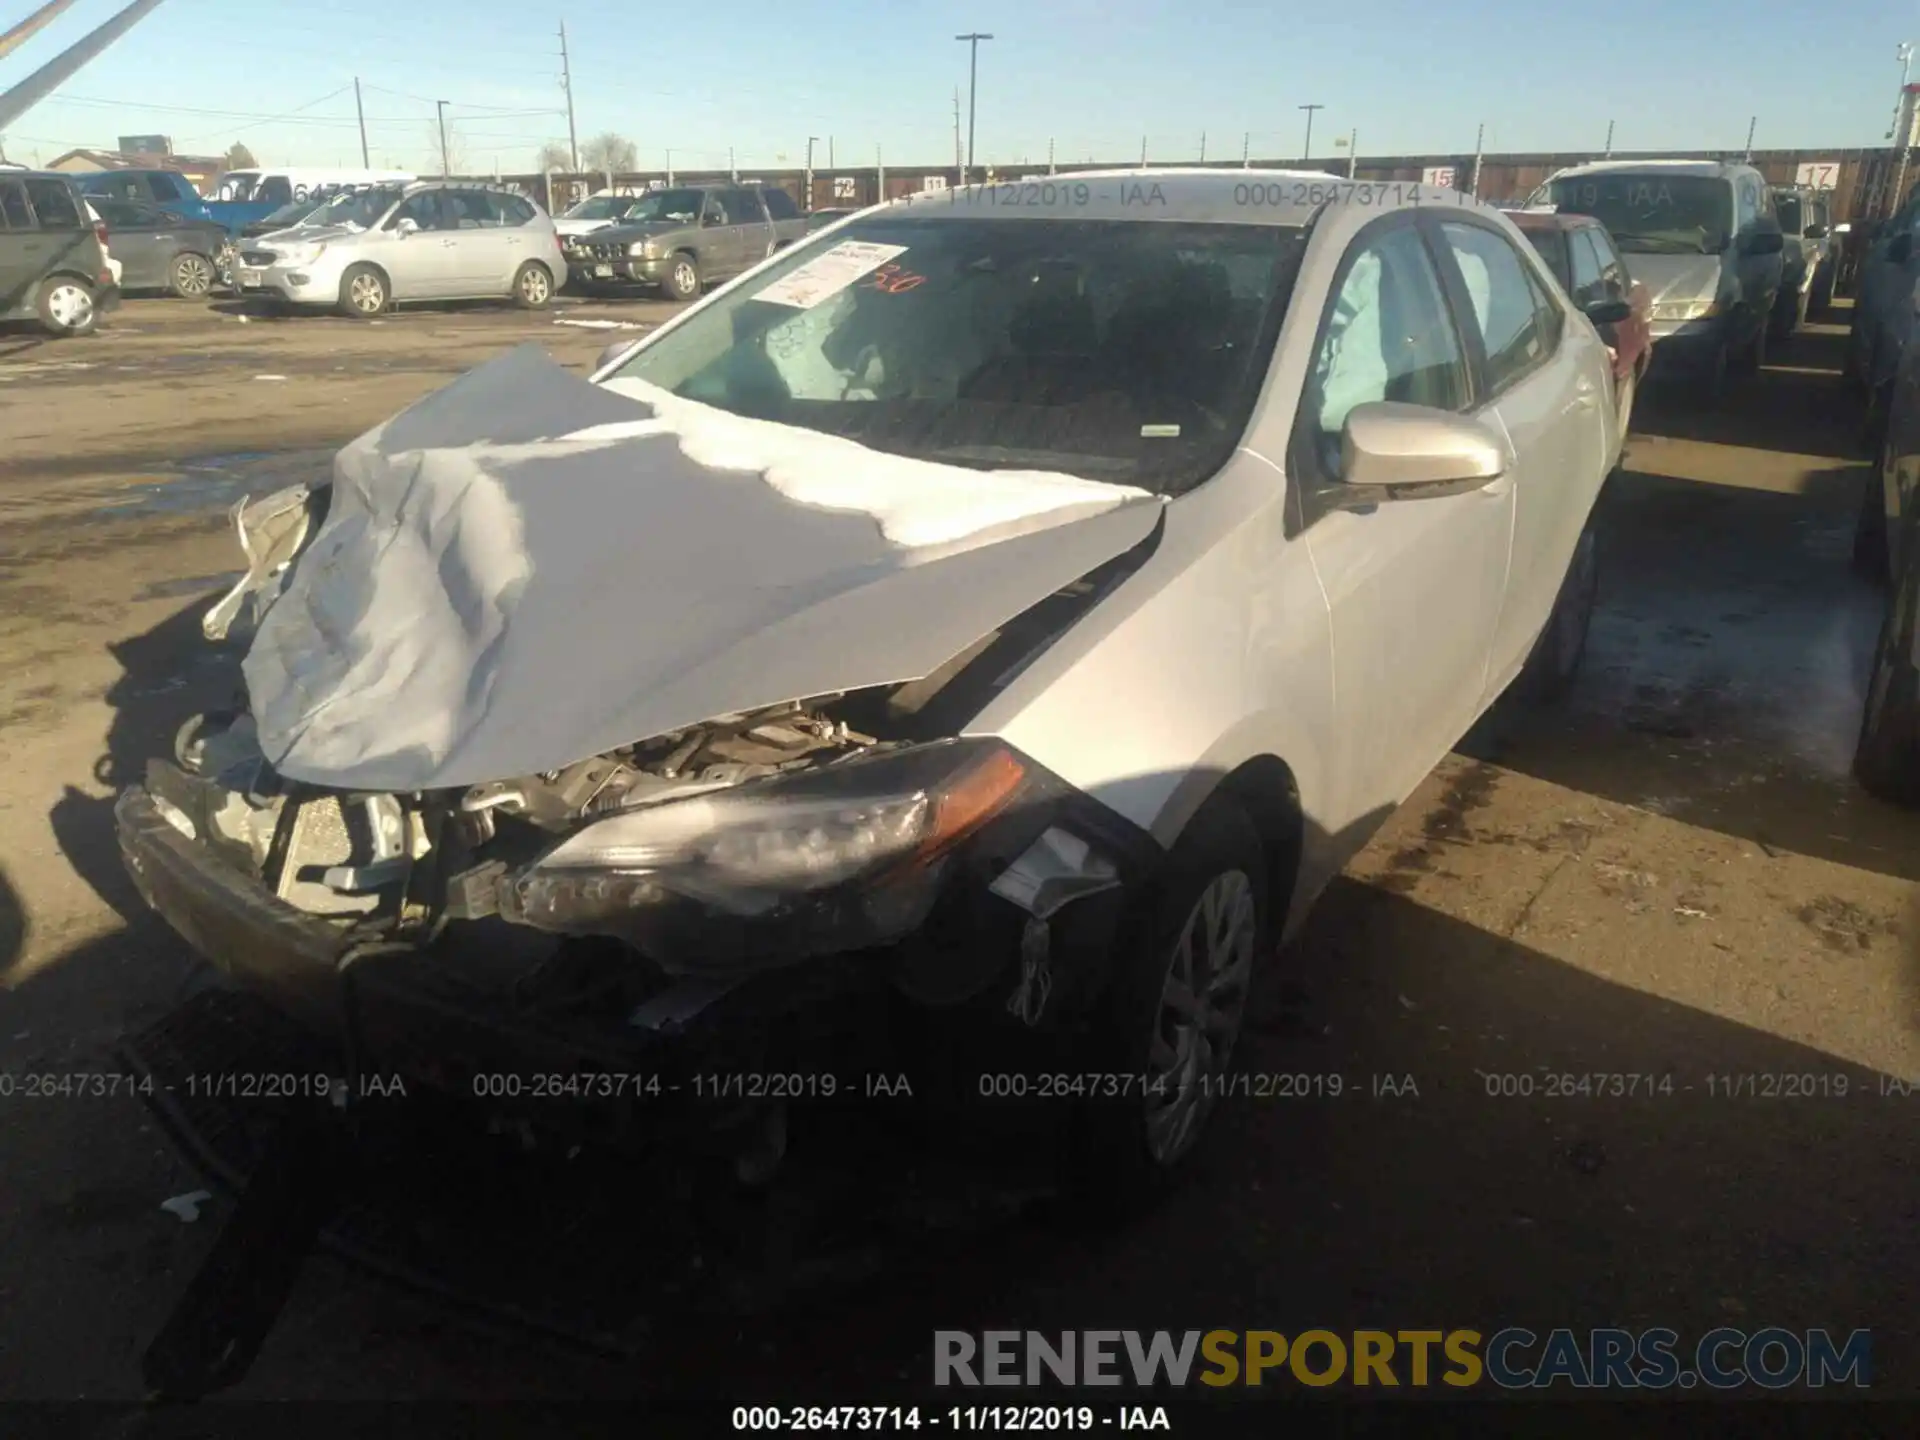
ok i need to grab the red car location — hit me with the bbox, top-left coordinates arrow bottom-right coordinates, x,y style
1509,210 -> 1653,436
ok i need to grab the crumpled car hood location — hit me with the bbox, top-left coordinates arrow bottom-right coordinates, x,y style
243,344 -> 1162,793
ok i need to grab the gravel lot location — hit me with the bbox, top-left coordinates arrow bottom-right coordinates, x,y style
0,293 -> 1913,1409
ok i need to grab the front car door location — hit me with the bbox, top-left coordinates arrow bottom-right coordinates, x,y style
1292,214 -> 1514,817
1433,216 -> 1610,697
377,191 -> 457,298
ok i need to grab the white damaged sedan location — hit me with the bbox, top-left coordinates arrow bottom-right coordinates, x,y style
119,170 -> 1618,1198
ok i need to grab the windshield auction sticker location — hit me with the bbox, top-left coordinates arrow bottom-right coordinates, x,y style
755,241 -> 909,309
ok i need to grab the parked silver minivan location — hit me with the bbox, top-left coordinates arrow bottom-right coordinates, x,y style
233,180 -> 567,317
1538,160 -> 1784,398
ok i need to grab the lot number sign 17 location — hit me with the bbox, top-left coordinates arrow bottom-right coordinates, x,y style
1796,161 -> 1839,192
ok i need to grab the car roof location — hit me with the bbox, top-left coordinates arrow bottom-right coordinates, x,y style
869,167 -> 1502,228
1549,158 -> 1747,181
398,179 -> 527,195
1,170 -> 80,182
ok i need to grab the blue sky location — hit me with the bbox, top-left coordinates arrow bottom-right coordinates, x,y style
1,0 -> 1915,173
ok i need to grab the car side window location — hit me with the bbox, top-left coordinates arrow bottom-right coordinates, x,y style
1304,224 -> 1470,468
390,193 -> 442,230
24,178 -> 81,230
1439,220 -> 1560,394
498,195 -> 536,226
0,182 -> 27,229
145,174 -> 179,204
1587,230 -> 1629,298
447,190 -> 502,228
1567,230 -> 1606,307
758,186 -> 798,221
724,188 -> 766,224
1735,178 -> 1758,231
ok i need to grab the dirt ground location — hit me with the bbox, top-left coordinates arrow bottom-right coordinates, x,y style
0,292 -> 1915,1412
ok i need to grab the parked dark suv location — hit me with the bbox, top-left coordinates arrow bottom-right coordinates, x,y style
562,183 -> 807,299
0,170 -> 120,336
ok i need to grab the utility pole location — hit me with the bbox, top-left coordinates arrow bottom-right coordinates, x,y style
436,99 -> 450,177
876,143 -> 884,202
1892,44 -> 1917,219
805,135 -> 818,212
828,136 -> 834,169
952,88 -> 963,184
1199,131 -> 1206,164
1298,103 -> 1323,161
1468,121 -> 1484,196
1347,128 -> 1358,178
1140,135 -> 1147,166
954,32 -> 992,185
1742,115 -> 1755,162
1603,118 -> 1614,156
728,145 -> 736,180
665,148 -> 674,185
1242,132 -> 1250,168
558,21 -> 579,171
1047,136 -> 1055,175
354,76 -> 369,167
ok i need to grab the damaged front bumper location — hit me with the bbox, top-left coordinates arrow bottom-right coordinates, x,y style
116,739 -> 1155,1150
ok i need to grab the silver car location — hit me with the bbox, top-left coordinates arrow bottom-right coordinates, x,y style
232,180 -> 565,317
120,171 -> 1617,1199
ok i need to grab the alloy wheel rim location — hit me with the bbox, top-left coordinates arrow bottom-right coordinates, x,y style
177,256 -> 212,295
47,284 -> 92,329
1143,869 -> 1257,1165
673,261 -> 695,293
350,274 -> 383,312
522,268 -> 550,302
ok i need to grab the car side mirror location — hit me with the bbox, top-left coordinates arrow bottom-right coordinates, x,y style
395,217 -> 419,238
1804,223 -> 1829,240
595,339 -> 640,371
1891,233 -> 1914,266
1583,298 -> 1632,326
1833,221 -> 1852,235
1742,228 -> 1784,256
1339,402 -> 1507,497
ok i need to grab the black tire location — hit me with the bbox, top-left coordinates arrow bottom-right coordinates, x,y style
1854,539 -> 1920,806
169,250 -> 216,299
1699,340 -> 1730,405
1733,321 -> 1766,376
1517,522 -> 1600,704
337,263 -> 389,319
659,251 -> 701,301
1071,792 -> 1270,1208
511,260 -> 554,309
35,275 -> 97,337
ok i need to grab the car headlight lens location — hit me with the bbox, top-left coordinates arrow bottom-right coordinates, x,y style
626,240 -> 652,257
1652,297 -> 1722,322
511,740 -> 1036,963
276,242 -> 326,266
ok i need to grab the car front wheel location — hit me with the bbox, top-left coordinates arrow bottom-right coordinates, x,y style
1073,792 -> 1269,1207
337,263 -> 389,319
660,253 -> 701,301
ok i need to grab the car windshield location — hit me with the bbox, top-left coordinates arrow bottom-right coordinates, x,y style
307,186 -> 404,230
565,194 -> 637,220
606,217 -> 1306,495
1519,229 -> 1570,290
1774,195 -> 1803,233
261,198 -> 323,227
619,189 -> 705,224
1548,174 -> 1733,255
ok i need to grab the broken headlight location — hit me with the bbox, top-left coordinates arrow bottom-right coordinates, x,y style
509,739 -> 1033,967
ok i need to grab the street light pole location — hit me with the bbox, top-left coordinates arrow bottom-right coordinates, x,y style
955,32 -> 992,185
805,135 -> 818,213
436,99 -> 450,177
1298,103 -> 1324,161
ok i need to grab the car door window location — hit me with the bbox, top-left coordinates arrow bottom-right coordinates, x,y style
447,190 -> 502,228
723,189 -> 764,225
24,178 -> 81,230
758,186 -> 798,221
1439,220 -> 1559,396
1305,223 -> 1470,467
1588,230 -> 1630,299
391,192 -> 449,231
0,182 -> 27,229
1567,229 -> 1606,307
497,195 -> 536,227
1735,178 -> 1758,234
701,194 -> 730,227
144,174 -> 181,205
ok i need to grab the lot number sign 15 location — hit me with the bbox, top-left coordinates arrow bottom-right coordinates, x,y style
1420,166 -> 1457,189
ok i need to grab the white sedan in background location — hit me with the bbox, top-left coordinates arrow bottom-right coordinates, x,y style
120,170 -> 1618,1202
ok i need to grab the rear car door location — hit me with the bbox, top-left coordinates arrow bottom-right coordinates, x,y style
22,177 -> 93,288
1294,214 -> 1514,817
0,180 -> 50,311
440,189 -> 518,292
92,198 -> 167,288
1433,216 -> 1609,697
